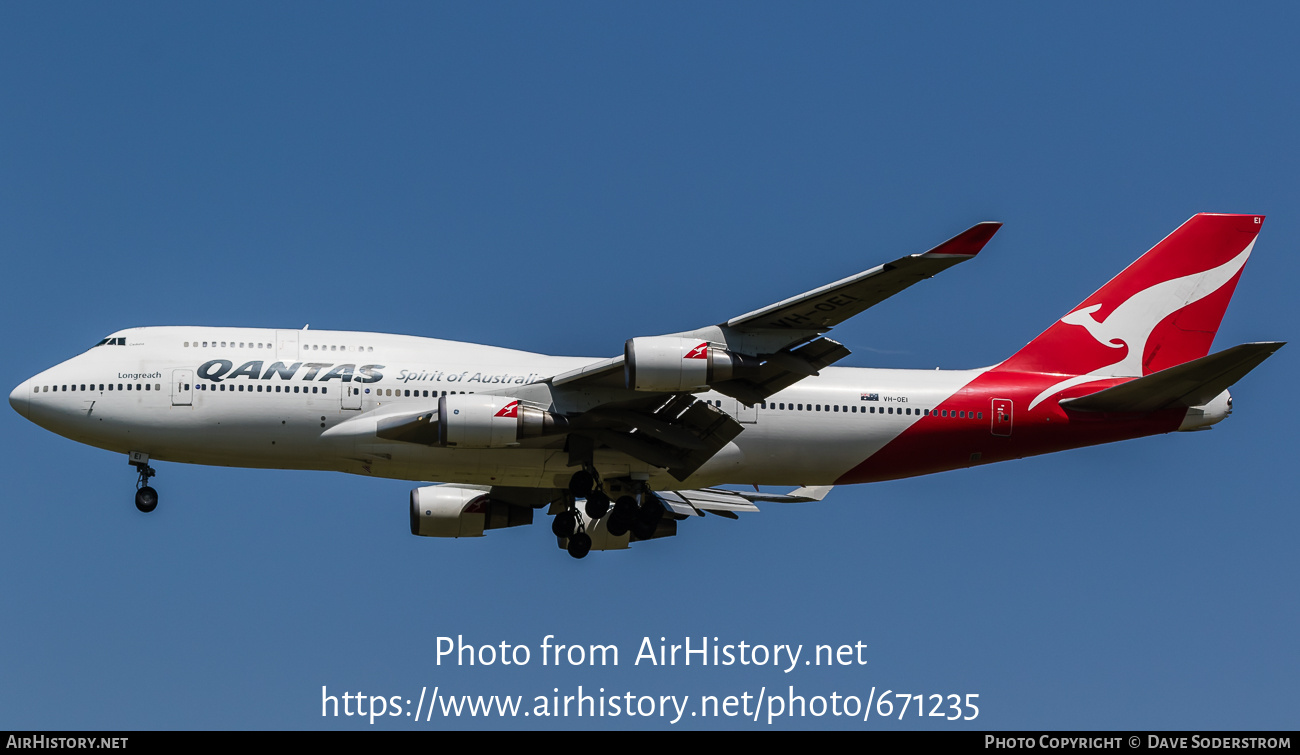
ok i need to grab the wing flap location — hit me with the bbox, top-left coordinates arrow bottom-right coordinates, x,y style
574,395 -> 744,481
649,485 -> 834,517
712,337 -> 852,405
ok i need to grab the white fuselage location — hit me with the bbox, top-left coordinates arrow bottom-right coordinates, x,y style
11,326 -> 981,490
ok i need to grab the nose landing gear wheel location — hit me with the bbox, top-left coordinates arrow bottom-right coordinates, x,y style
131,457 -> 159,513
134,486 -> 158,513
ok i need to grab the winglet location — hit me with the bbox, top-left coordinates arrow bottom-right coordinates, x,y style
919,221 -> 1002,258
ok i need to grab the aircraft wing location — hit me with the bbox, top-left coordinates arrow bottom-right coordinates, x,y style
536,222 -> 1001,478
725,221 -> 1002,331
551,221 -> 1001,400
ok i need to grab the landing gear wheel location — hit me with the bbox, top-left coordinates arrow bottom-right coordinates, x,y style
132,459 -> 158,513
135,486 -> 158,513
584,489 -> 610,519
566,531 -> 592,559
568,470 -> 594,497
551,509 -> 579,538
631,502 -> 664,541
606,496 -> 637,537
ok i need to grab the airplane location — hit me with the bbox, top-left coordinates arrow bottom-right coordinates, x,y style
9,213 -> 1283,559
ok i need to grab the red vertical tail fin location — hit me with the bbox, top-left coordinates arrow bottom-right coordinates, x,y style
998,213 -> 1263,380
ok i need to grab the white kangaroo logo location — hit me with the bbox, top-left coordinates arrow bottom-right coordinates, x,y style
1027,240 -> 1255,411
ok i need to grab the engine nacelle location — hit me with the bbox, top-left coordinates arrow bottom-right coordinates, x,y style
436,394 -> 568,448
624,336 -> 758,392
409,485 -> 534,538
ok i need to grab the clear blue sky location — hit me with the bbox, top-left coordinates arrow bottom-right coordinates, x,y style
2,2 -> 1296,730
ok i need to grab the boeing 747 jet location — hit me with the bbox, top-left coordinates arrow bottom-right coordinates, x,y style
10,213 -> 1282,558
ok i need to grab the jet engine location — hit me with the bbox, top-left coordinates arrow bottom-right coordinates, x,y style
377,394 -> 568,448
623,336 -> 759,392
409,484 -> 534,538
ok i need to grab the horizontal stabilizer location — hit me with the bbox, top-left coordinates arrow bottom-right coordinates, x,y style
1060,341 -> 1284,413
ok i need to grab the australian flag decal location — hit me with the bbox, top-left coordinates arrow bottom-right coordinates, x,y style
860,392 -> 878,401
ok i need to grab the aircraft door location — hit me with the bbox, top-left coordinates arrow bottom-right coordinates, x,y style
171,369 -> 193,407
341,384 -> 363,410
729,397 -> 757,424
991,398 -> 1013,436
276,330 -> 300,361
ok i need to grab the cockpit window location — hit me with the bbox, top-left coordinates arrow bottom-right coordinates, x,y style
93,337 -> 126,347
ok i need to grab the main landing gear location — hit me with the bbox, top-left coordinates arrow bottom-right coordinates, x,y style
552,468 -> 601,559
129,451 -> 158,513
605,491 -> 663,541
554,469 -> 667,559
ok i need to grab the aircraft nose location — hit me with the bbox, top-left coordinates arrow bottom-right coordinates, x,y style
10,381 -> 29,419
